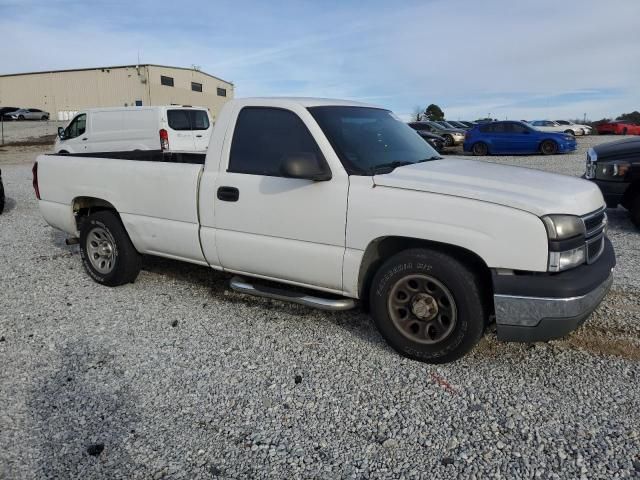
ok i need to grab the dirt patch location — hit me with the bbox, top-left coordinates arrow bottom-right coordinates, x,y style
563,332 -> 640,361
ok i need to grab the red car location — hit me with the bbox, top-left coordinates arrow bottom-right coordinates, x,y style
596,120 -> 640,135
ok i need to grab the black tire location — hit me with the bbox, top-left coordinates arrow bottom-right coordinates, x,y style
369,248 -> 486,364
540,140 -> 558,155
18,115 -> 25,121
443,134 -> 454,147
630,193 -> 640,229
79,211 -> 142,286
622,127 -> 628,135
472,142 -> 488,156
41,115 -> 48,121
564,130 -> 575,136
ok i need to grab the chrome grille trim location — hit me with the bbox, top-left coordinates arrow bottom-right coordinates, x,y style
582,207 -> 607,238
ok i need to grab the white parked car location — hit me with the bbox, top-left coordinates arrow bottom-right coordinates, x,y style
555,120 -> 592,135
530,120 -> 583,136
34,97 -> 615,363
55,106 -> 212,154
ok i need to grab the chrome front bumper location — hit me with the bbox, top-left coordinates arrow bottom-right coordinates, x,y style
494,271 -> 613,342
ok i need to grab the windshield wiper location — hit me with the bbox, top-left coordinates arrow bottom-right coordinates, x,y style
369,157 -> 443,175
369,161 -> 414,174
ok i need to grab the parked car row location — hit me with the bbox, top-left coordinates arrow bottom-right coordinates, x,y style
0,107 -> 50,121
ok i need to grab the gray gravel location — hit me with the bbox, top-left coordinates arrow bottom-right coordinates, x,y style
1,136 -> 639,479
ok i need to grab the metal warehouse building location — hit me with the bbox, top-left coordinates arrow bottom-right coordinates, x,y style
0,64 -> 234,120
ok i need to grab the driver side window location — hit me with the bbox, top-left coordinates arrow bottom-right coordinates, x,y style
65,114 -> 86,139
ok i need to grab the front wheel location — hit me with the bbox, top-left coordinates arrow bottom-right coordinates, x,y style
443,134 -> 454,147
540,140 -> 558,155
564,130 -> 575,136
18,115 -> 25,121
369,249 -> 486,363
630,193 -> 640,229
41,115 -> 48,120
80,211 -> 142,286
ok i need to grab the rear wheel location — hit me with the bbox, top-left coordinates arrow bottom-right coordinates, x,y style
79,211 -> 142,286
622,127 -> 628,135
0,176 -> 4,215
472,142 -> 488,156
540,140 -> 558,155
369,248 -> 486,363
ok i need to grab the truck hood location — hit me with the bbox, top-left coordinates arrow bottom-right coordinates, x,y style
373,158 -> 604,217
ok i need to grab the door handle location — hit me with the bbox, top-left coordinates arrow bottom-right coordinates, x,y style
196,134 -> 203,138
82,137 -> 88,141
217,186 -> 239,202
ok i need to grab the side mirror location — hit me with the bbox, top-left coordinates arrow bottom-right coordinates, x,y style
58,127 -> 65,139
280,152 -> 331,181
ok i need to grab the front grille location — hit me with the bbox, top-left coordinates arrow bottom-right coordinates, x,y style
586,234 -> 605,263
582,208 -> 607,264
584,210 -> 606,234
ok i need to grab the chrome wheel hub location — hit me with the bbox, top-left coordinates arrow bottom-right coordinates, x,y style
86,227 -> 116,274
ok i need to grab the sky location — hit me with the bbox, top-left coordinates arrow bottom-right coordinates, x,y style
1,0 -> 639,121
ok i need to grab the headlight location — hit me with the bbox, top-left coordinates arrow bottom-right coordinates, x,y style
542,215 -> 585,240
598,162 -> 630,179
548,246 -> 586,272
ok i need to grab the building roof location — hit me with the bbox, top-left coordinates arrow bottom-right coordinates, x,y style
0,64 -> 233,85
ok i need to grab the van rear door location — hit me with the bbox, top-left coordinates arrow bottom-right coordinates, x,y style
166,109 -> 196,151
190,110 -> 212,151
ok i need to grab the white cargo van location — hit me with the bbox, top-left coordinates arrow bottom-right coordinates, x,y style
54,106 -> 212,154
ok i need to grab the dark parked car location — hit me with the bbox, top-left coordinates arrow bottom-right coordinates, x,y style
463,120 -> 577,156
585,137 -> 640,228
0,169 -> 4,214
408,121 -> 466,146
458,121 -> 476,128
407,123 -> 445,152
0,107 -> 20,120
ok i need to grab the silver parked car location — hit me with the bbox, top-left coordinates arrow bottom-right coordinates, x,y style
6,108 -> 50,121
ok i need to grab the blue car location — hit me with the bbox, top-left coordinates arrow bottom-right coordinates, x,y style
463,120 -> 577,156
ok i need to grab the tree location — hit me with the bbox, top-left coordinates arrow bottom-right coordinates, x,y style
424,104 -> 445,121
617,111 -> 640,125
412,106 -> 423,121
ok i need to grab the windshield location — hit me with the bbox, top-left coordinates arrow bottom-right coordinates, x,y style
308,106 -> 441,175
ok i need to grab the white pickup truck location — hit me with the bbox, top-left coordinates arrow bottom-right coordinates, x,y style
34,98 -> 615,363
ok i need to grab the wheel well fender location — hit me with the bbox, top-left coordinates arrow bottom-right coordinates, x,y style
357,236 -> 493,313
72,196 -> 119,229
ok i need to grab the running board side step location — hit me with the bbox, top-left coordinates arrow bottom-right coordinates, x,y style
229,276 -> 356,311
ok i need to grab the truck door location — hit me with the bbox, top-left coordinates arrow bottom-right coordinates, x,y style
205,105 -> 349,292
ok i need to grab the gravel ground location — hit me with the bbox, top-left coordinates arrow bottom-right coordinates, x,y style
1,136 -> 639,479
0,120 -> 65,145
